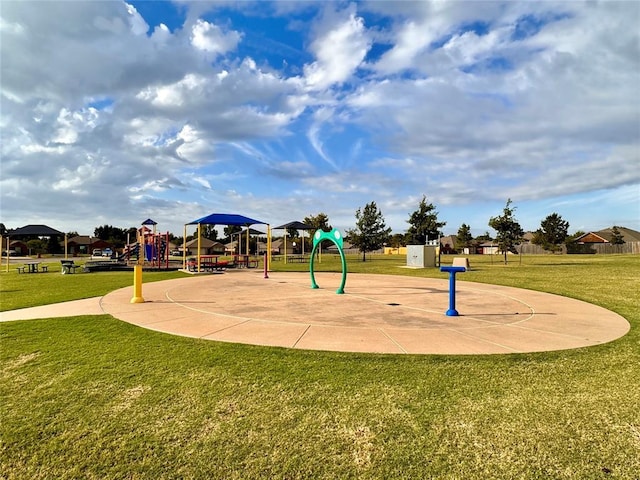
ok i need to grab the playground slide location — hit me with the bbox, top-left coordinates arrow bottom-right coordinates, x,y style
118,243 -> 140,261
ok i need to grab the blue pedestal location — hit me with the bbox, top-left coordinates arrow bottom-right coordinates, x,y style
440,266 -> 466,316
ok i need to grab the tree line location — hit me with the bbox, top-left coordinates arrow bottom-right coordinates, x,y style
342,197 -> 625,263
4,198 -> 625,262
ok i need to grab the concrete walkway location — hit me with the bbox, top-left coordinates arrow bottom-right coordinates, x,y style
3,271 -> 629,355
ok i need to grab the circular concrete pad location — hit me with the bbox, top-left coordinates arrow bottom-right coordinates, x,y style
100,271 -> 630,355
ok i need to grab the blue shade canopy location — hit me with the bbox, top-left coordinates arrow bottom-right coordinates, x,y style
187,213 -> 266,226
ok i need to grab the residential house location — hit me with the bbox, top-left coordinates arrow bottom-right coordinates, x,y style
65,236 -> 112,256
184,238 -> 225,256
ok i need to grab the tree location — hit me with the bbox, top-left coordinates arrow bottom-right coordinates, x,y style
303,213 -> 331,250
286,227 -> 299,239
407,196 -> 446,244
488,199 -> 524,264
532,213 -> 569,253
475,231 -> 493,242
223,225 -> 242,241
390,233 -> 405,249
610,226 -> 625,245
346,202 -> 391,261
47,235 -> 62,254
456,224 -> 473,251
201,225 -> 218,240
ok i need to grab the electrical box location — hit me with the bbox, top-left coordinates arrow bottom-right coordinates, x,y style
406,245 -> 437,268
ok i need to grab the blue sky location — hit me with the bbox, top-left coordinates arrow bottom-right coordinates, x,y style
1,1 -> 638,238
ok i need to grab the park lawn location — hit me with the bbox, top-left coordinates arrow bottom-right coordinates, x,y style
0,262 -> 189,311
1,254 -> 639,479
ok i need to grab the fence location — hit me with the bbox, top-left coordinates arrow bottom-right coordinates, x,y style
520,242 -> 640,255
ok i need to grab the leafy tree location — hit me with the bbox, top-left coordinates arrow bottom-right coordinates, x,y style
346,201 -> 392,262
0,223 -> 8,235
488,199 -> 524,264
201,225 -> 218,240
303,213 -> 331,234
26,239 -> 46,255
223,225 -> 242,241
47,235 -> 62,254
532,213 -> 569,253
66,231 -> 79,238
610,226 -> 625,244
407,196 -> 446,244
456,224 -> 473,251
94,225 -> 123,241
475,231 -> 493,242
390,233 -> 405,249
286,227 -> 299,239
565,230 -> 585,245
303,213 -> 332,250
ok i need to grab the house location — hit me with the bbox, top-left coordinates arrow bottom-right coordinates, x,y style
3,240 -> 27,256
440,235 -> 458,254
65,236 -> 112,256
184,238 -> 225,256
271,238 -> 305,255
476,242 -> 499,255
573,227 -> 640,245
324,240 -> 359,255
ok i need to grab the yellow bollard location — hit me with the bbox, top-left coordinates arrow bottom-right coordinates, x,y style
130,264 -> 145,303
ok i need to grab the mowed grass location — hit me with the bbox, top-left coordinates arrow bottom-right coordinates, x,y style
1,255 -> 639,479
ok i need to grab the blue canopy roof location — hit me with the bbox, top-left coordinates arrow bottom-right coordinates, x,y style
187,213 -> 266,226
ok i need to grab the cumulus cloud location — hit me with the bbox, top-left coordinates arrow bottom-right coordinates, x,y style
0,0 -> 637,235
303,4 -> 371,90
190,19 -> 242,55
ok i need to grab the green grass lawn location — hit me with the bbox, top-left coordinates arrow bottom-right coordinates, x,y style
1,255 -> 639,479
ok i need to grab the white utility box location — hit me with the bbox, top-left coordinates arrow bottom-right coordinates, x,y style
406,244 -> 437,268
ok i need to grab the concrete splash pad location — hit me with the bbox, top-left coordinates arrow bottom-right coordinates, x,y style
100,271 -> 630,355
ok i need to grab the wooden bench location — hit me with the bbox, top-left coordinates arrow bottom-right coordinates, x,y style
40,265 -> 49,273
16,266 -> 26,274
60,260 -> 81,274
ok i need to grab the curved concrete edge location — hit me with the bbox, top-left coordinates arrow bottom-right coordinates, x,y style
97,273 -> 631,355
1,273 -> 630,355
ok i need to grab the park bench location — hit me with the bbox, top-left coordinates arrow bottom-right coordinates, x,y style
16,266 -> 26,274
60,260 -> 81,274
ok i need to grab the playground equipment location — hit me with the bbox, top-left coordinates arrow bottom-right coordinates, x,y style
440,266 -> 466,316
310,228 -> 347,294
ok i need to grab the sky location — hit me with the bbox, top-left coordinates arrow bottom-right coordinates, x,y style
1,0 -> 639,239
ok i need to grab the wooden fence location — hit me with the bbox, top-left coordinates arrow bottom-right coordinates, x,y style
518,242 -> 640,255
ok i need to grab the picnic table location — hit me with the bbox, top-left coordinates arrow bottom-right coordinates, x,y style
16,262 -> 48,273
188,256 -> 230,272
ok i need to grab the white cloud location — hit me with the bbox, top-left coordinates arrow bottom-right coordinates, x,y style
303,5 -> 371,90
0,1 -> 637,236
190,19 -> 241,55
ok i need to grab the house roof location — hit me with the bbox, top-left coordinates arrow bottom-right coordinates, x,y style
596,227 -> 640,243
574,227 -> 640,244
66,236 -> 111,246
440,234 -> 458,246
184,238 -> 225,249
